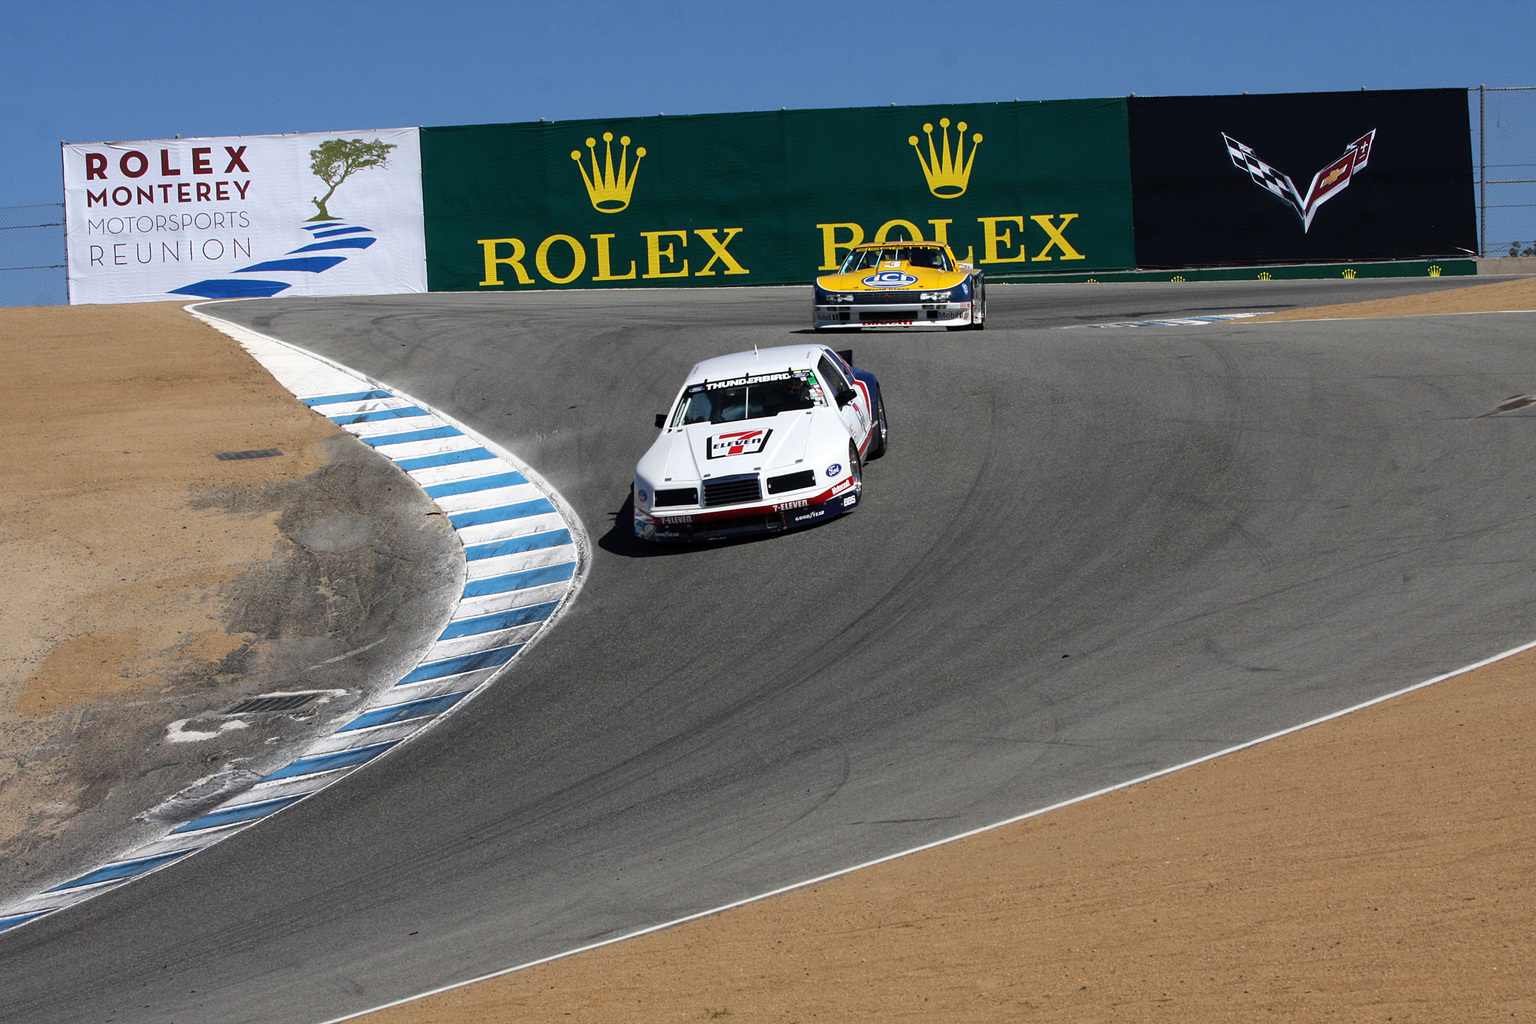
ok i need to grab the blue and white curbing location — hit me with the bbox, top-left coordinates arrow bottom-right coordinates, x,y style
0,308 -> 587,935
1067,311 -> 1273,329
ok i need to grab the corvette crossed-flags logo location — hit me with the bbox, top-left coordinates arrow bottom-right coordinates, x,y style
1223,129 -> 1377,232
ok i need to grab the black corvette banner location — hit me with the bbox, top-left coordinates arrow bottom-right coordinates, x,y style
1128,89 -> 1476,268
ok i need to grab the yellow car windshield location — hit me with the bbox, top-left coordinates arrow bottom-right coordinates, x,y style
839,246 -> 952,273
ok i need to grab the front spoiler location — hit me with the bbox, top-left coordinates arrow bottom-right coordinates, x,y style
813,302 -> 972,330
635,486 -> 860,543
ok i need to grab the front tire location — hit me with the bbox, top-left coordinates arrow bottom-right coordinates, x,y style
968,279 -> 986,330
947,278 -> 985,331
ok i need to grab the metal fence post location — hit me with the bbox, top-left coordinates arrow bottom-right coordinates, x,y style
1479,84 -> 1487,256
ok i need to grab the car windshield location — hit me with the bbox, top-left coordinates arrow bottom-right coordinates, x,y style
839,246 -> 952,273
672,370 -> 824,426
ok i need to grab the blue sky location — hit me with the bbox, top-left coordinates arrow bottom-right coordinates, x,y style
3,0 -> 1529,208
2,0 -> 1532,304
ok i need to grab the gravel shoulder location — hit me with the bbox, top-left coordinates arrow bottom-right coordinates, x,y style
364,645 -> 1536,1023
0,301 -> 461,899
1249,273 -> 1536,321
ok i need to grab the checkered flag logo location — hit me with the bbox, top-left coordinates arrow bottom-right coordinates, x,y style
1223,130 -> 1377,232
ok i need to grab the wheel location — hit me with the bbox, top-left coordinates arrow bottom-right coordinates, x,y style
867,390 -> 888,460
849,441 -> 863,499
963,279 -> 985,330
948,280 -> 985,331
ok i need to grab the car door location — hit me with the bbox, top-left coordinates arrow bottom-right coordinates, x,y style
817,352 -> 870,452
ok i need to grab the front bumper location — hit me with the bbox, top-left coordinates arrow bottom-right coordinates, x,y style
635,478 -> 860,543
813,301 -> 972,329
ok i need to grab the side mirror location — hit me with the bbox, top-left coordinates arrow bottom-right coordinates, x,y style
654,413 -> 666,429
835,386 -> 857,408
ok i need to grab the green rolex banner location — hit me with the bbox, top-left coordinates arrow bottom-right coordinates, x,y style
421,99 -> 1134,291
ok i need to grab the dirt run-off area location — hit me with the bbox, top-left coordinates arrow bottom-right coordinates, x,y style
3,277 -> 1536,1022
0,301 -> 460,899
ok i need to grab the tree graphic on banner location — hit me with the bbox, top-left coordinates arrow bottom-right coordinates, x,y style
308,138 -> 396,221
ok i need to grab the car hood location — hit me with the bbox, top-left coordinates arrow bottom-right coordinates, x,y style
638,408 -> 838,485
816,261 -> 968,292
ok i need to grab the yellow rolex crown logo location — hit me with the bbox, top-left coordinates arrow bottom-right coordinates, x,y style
571,131 -> 646,213
909,118 -> 981,199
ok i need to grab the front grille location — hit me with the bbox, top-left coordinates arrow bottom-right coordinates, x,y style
653,487 -> 698,507
767,469 -> 816,494
702,474 -> 761,507
705,513 -> 778,534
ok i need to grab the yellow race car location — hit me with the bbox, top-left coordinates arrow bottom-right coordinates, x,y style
813,241 -> 985,331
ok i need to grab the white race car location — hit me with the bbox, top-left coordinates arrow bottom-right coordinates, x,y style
634,344 -> 886,543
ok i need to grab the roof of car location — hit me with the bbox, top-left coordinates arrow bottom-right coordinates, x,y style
686,345 -> 828,383
849,240 -> 947,249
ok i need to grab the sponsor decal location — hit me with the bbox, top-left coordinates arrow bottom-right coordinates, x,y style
687,370 -> 798,394
572,131 -> 646,213
475,128 -> 748,287
64,128 -> 425,304
773,499 -> 809,512
708,429 -> 770,459
478,226 -> 749,286
910,117 -> 982,199
425,96 -> 1133,291
825,462 -> 842,478
309,138 -> 397,220
1223,130 -> 1376,232
637,488 -> 649,503
861,270 -> 918,287
842,494 -> 857,507
818,214 -> 1082,271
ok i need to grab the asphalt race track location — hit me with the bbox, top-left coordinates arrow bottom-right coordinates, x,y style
4,278 -> 1535,1023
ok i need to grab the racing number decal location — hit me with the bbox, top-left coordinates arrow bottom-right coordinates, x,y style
850,379 -> 872,447
820,353 -> 869,445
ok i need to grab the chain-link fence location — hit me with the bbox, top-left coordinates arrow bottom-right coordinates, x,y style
1472,86 -> 1536,257
0,202 -> 66,307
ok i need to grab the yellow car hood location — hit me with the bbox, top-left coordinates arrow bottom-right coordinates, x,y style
816,261 -> 969,292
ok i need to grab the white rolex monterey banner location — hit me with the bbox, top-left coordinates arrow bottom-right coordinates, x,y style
63,127 -> 425,305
